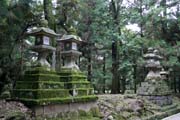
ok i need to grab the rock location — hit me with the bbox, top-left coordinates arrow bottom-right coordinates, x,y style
107,115 -> 114,120
0,100 -> 32,120
128,99 -> 144,114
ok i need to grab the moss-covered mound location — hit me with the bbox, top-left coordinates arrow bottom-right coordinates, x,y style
13,67 -> 97,106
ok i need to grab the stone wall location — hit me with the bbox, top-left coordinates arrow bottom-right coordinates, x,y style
32,101 -> 97,117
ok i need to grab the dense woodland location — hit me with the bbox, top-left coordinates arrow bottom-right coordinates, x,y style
0,0 -> 180,97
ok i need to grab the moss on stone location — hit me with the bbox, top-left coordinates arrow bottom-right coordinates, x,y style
16,95 -> 97,106
23,74 -> 60,82
36,111 -> 101,120
14,89 -> 69,99
15,81 -> 64,89
115,114 -> 127,120
14,65 -> 97,106
90,107 -> 102,117
6,111 -> 26,120
72,95 -> 98,102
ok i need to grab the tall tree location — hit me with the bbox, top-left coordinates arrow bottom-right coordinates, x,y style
0,0 -> 37,97
110,0 -> 122,94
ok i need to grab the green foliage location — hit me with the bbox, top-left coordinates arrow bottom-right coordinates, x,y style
1,0 -> 180,95
0,0 -> 38,97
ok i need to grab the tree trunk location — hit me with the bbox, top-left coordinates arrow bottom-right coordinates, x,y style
110,0 -> 121,94
173,71 -> 177,93
140,0 -> 144,37
103,53 -> 106,93
133,63 -> 137,93
43,0 -> 55,29
178,76 -> 180,93
160,0 -> 168,39
121,76 -> 126,94
111,40 -> 119,94
43,0 -> 50,22
56,43 -> 61,71
87,44 -> 92,82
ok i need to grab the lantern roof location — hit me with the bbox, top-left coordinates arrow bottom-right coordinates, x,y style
58,34 -> 82,44
27,19 -> 57,37
143,48 -> 162,60
27,27 -> 58,37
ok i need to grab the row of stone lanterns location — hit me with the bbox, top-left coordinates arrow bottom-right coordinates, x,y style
13,19 -> 97,113
28,19 -> 81,71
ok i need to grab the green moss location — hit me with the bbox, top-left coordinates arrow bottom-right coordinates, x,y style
35,111 -> 101,120
78,110 -> 91,116
14,65 -> 97,106
6,111 -> 26,120
15,81 -> 64,89
68,111 -> 79,119
59,76 -> 87,82
90,107 -> 101,117
72,95 -> 98,102
15,95 -> 97,106
14,89 -> 69,99
23,74 -> 60,82
115,115 -> 127,120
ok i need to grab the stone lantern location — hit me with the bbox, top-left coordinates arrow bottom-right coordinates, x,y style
14,19 -> 70,108
57,34 -> 82,70
28,19 -> 57,69
137,48 -> 172,106
57,34 -> 97,99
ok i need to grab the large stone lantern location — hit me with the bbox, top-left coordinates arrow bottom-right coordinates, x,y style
57,34 -> 97,98
57,35 -> 82,70
137,48 -> 172,106
28,19 -> 57,68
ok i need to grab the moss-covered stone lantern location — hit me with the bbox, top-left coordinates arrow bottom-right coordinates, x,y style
58,34 -> 82,70
28,19 -> 57,68
13,19 -> 70,107
57,34 -> 97,99
137,48 -> 172,106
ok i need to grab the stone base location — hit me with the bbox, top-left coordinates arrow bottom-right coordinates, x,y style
32,101 -> 97,117
13,67 -> 70,105
137,80 -> 172,106
13,67 -> 97,106
140,95 -> 173,106
58,68 -> 95,97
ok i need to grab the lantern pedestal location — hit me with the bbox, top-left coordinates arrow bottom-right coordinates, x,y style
61,50 -> 82,70
32,45 -> 56,68
13,67 -> 70,106
58,68 -> 96,97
